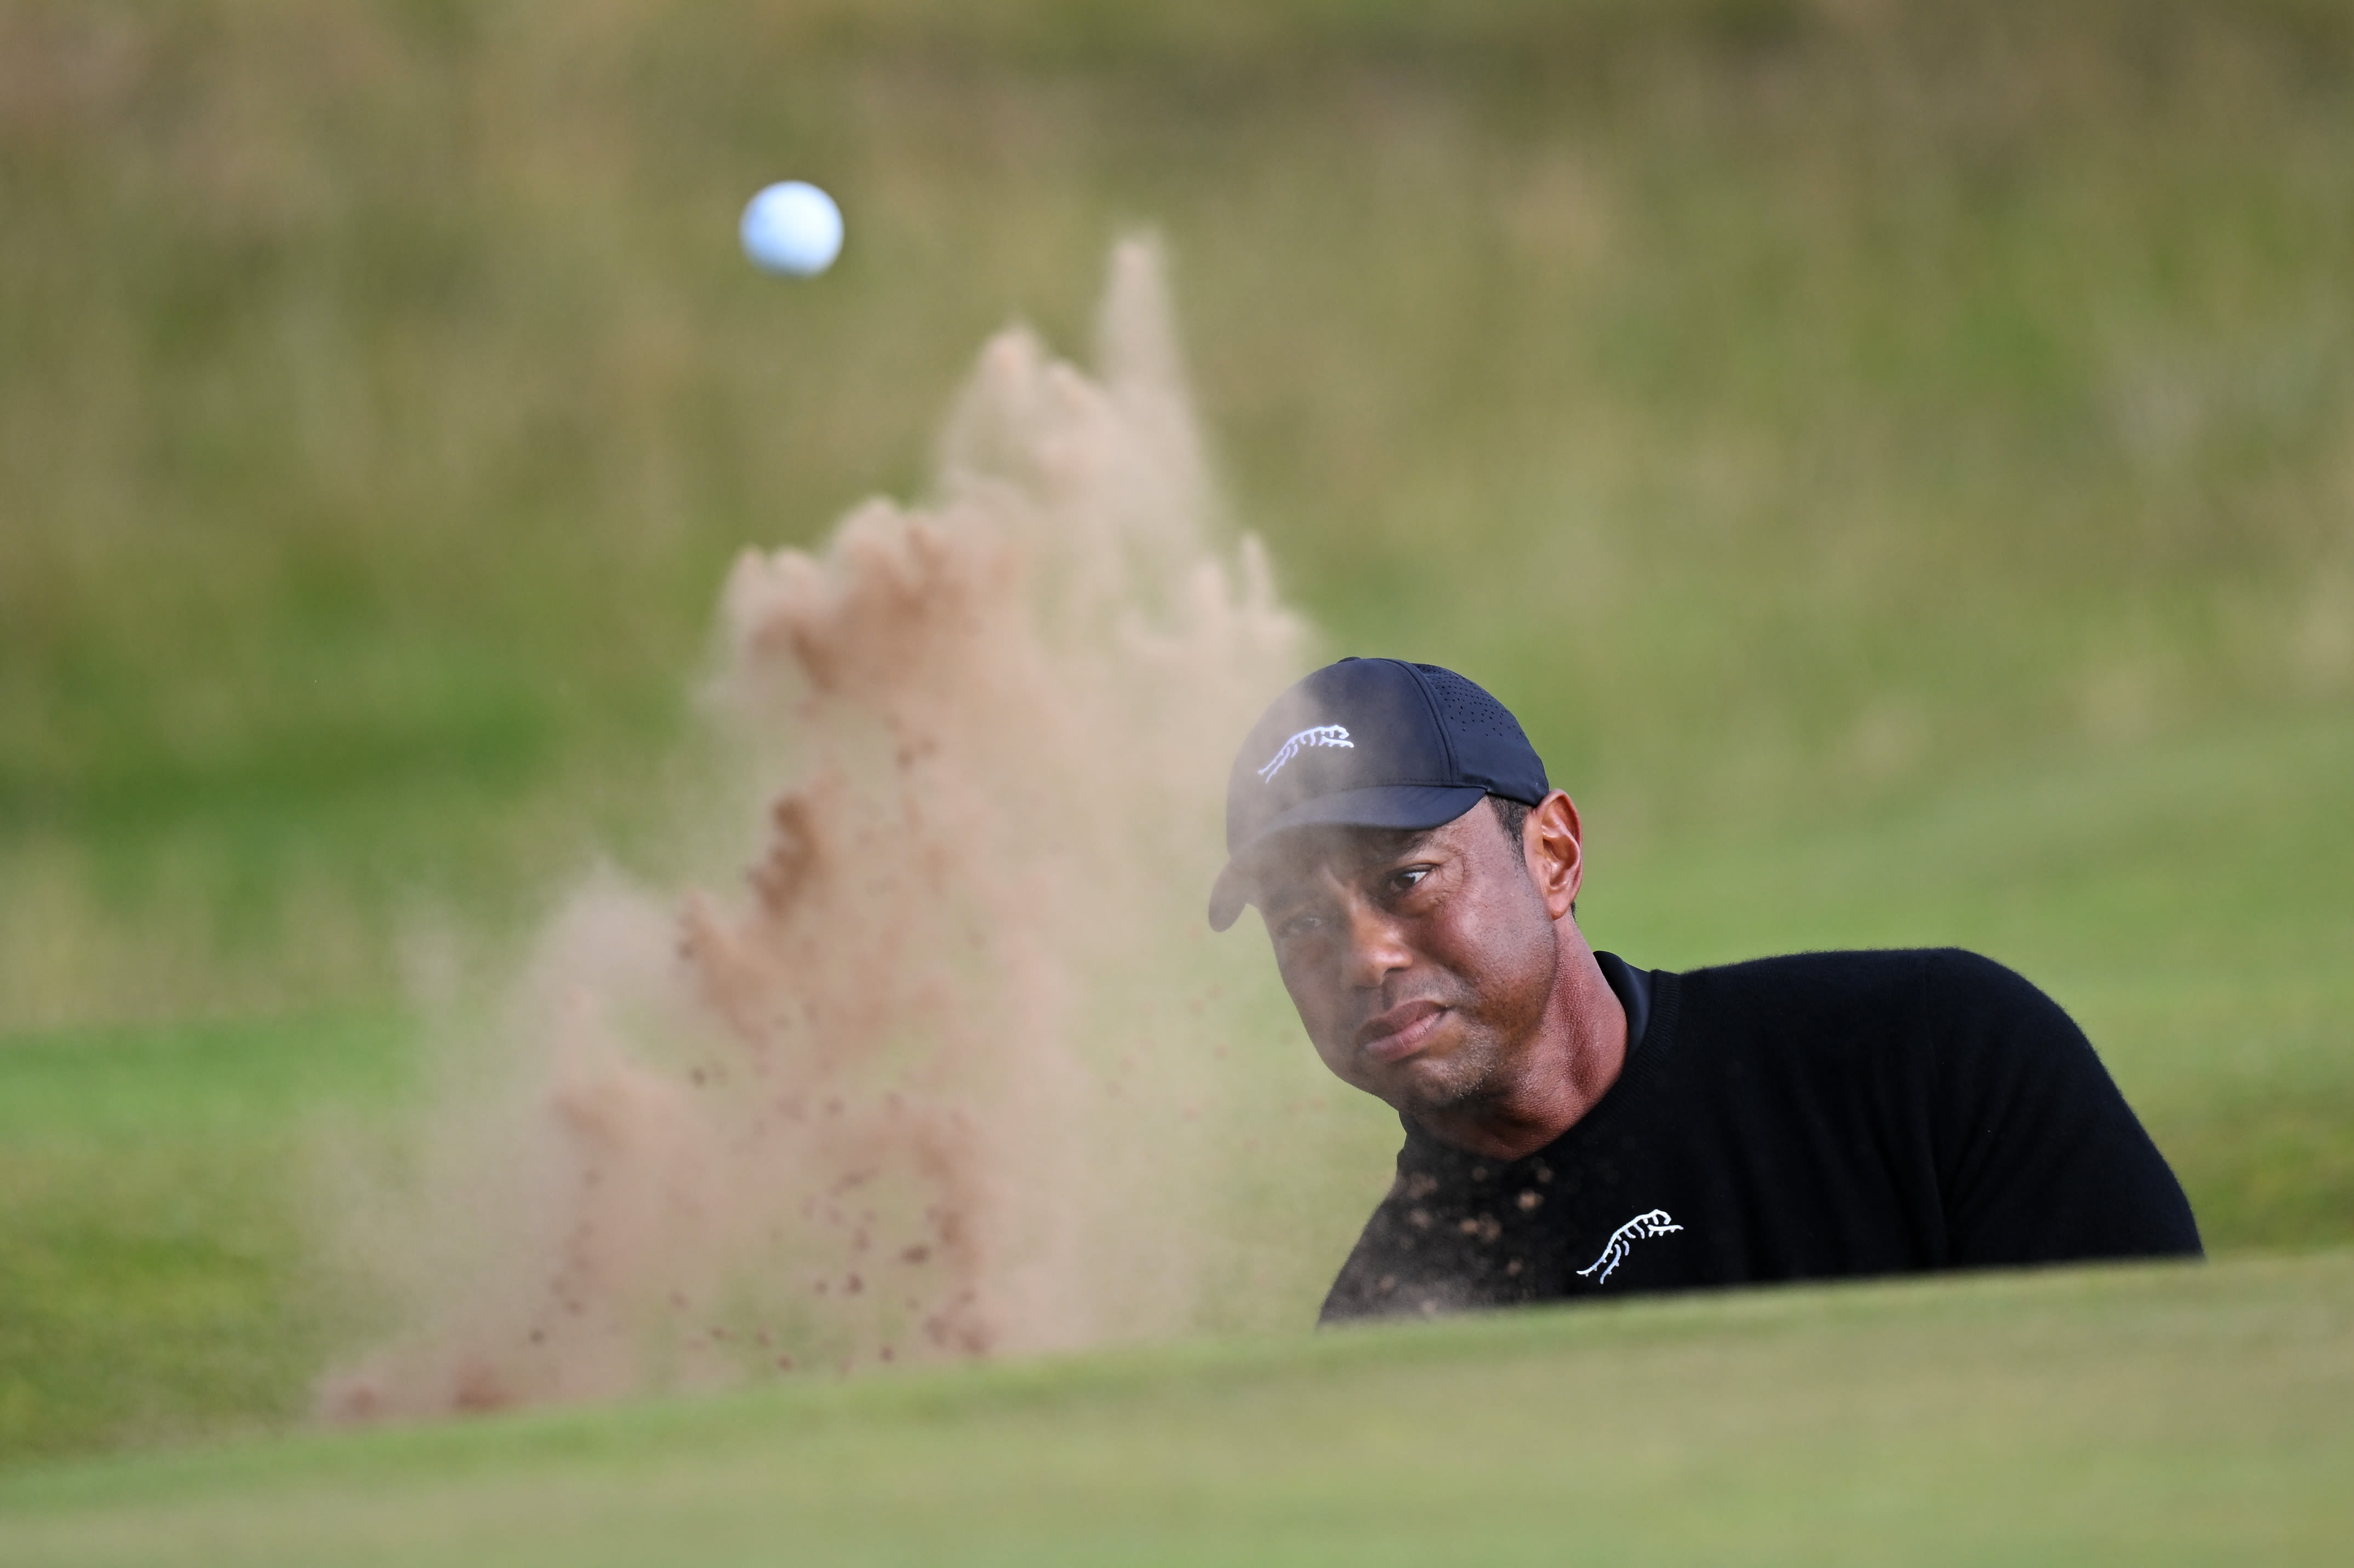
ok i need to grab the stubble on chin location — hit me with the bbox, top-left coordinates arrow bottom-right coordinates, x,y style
1368,1031 -> 1507,1122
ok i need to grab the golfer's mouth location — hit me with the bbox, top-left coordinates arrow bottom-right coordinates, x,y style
1357,999 -> 1447,1063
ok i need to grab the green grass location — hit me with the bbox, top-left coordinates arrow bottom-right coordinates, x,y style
5,0 -> 2354,1499
3,1251 -> 2349,1566
0,1014 -> 413,1467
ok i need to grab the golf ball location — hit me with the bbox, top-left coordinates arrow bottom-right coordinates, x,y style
740,181 -> 843,277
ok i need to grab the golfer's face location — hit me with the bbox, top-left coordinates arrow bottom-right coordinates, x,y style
1250,803 -> 1559,1117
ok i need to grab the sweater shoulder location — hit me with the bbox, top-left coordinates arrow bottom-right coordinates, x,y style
1664,948 -> 2044,1063
1673,946 -> 1950,1005
1676,946 -> 2022,996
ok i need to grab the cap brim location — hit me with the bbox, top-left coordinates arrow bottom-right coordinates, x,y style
1207,861 -> 1253,932
1204,784 -> 1488,932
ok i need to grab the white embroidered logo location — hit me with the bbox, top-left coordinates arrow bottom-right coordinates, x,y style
1575,1208 -> 1683,1285
1256,724 -> 1354,782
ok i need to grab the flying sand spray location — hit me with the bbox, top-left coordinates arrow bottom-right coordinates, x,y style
321,242 -> 1357,1418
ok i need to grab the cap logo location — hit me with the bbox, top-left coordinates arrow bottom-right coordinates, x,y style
1256,724 -> 1354,783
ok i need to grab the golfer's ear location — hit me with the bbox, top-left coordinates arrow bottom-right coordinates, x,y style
1528,791 -> 1583,918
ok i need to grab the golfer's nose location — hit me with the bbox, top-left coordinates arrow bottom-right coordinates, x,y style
1339,898 -> 1412,989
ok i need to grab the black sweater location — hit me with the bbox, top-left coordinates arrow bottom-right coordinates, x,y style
1320,948 -> 2202,1323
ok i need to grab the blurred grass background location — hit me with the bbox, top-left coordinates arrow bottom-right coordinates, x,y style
3,0 -> 2351,1468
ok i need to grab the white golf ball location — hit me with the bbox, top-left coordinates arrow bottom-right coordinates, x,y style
740,181 -> 843,277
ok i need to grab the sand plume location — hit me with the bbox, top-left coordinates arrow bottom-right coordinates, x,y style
321,242 -> 1323,1420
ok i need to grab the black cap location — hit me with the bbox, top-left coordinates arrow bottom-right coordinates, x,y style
1207,658 -> 1549,931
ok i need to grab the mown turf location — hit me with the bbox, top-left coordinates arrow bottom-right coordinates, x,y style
0,1014 -> 412,1467
2,1251 -> 2347,1567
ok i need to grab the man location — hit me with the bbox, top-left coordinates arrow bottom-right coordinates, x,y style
1207,657 -> 2202,1323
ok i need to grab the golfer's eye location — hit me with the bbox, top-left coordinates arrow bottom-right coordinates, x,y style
1275,911 -> 1324,940
1388,866 -> 1432,895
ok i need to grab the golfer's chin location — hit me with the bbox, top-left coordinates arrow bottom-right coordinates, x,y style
1348,1029 -> 1491,1117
